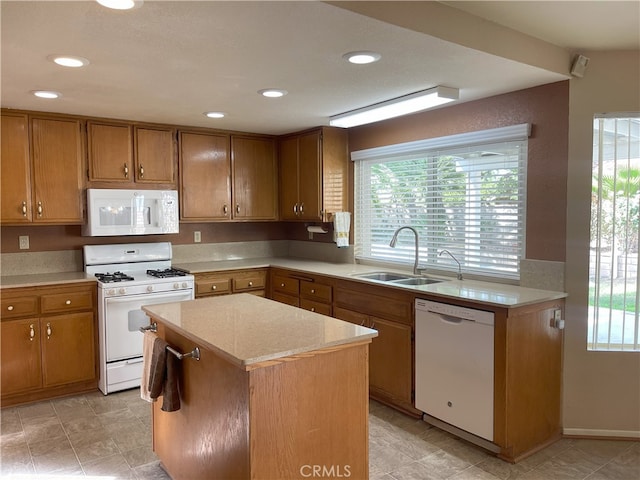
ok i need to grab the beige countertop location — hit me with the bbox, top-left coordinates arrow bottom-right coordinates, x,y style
175,257 -> 567,308
142,293 -> 378,369
0,272 -> 96,288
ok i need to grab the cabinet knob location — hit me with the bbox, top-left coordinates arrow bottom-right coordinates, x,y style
299,203 -> 304,214
293,204 -> 298,215
123,163 -> 129,178
22,201 -> 27,216
211,285 -> 217,290
311,307 -> 316,312
223,205 -> 228,215
46,322 -> 52,339
236,204 -> 240,214
248,281 -> 253,287
65,300 -> 71,305
37,201 -> 43,216
311,288 -> 316,294
29,324 -> 35,341
280,283 -> 285,287
7,305 -> 14,311
139,165 -> 144,178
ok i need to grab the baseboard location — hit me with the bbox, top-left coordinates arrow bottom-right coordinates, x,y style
563,428 -> 640,439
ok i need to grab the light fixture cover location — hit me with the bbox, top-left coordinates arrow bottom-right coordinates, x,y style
343,51 -> 381,65
96,0 -> 143,10
204,111 -> 225,119
32,90 -> 62,99
49,55 -> 90,68
330,86 -> 459,128
258,89 -> 287,98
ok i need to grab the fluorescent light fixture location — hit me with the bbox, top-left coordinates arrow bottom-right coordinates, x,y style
48,55 -> 90,68
96,0 -> 143,10
258,89 -> 287,98
204,111 -> 225,119
343,51 -> 381,65
329,86 -> 459,128
32,90 -> 62,99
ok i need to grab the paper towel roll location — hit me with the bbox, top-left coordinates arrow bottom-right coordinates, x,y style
307,226 -> 328,234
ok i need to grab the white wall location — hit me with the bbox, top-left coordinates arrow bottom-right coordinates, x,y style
564,50 -> 640,436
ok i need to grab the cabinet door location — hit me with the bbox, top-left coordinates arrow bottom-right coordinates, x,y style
31,117 -> 84,223
297,130 -> 322,221
368,316 -> 413,404
41,312 -> 96,387
1,318 -> 42,394
1,114 -> 32,223
134,127 -> 175,184
87,122 -> 133,182
278,136 -> 299,220
232,136 -> 277,220
180,132 -> 231,220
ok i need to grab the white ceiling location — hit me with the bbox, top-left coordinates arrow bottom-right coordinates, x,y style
1,1 -> 638,135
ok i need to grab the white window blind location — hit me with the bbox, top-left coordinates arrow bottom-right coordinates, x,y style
353,124 -> 529,280
589,114 -> 640,351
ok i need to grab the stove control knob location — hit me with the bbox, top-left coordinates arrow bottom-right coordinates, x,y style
147,285 -> 154,293
173,283 -> 179,289
118,288 -> 126,295
108,288 -> 116,296
182,282 -> 188,289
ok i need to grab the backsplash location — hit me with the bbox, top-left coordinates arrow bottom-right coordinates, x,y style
519,258 -> 566,291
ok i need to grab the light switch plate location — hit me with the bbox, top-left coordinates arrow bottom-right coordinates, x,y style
19,235 -> 29,250
194,231 -> 201,243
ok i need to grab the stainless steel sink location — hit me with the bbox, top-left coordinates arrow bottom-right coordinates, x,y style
390,277 -> 444,286
352,271 -> 413,282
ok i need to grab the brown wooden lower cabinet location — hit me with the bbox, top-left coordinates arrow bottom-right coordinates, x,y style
0,282 -> 98,406
151,319 -> 370,479
194,269 -> 267,299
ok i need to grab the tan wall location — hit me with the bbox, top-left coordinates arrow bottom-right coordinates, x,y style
348,81 -> 569,262
564,50 -> 640,435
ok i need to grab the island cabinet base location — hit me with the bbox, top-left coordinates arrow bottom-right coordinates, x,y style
152,322 -> 371,480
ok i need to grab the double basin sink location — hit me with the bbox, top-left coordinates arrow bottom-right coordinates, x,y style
352,271 -> 445,286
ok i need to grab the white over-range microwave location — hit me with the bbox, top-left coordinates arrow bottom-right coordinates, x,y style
83,188 -> 179,236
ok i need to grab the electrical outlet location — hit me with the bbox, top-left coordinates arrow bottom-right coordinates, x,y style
19,235 -> 30,250
554,309 -> 562,320
194,231 -> 201,243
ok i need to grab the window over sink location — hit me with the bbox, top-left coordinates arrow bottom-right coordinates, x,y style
353,123 -> 529,281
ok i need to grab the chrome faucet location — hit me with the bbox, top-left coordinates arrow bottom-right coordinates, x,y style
438,249 -> 463,280
389,226 -> 421,275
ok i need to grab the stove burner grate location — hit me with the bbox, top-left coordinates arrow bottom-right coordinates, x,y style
146,268 -> 187,278
95,271 -> 135,283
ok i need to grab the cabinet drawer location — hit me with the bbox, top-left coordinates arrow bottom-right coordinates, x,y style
1,296 -> 38,319
272,292 -> 299,307
196,279 -> 231,297
272,275 -> 299,295
41,291 -> 93,314
300,282 -> 332,302
300,299 -> 332,316
233,273 -> 266,292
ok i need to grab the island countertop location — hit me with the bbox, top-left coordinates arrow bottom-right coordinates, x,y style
142,293 -> 378,370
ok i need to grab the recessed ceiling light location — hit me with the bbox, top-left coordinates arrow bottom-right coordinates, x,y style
204,112 -> 225,119
343,51 -> 381,65
32,90 -> 62,99
48,55 -> 90,68
96,0 -> 143,10
258,89 -> 287,98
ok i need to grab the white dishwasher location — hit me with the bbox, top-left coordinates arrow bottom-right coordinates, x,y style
415,298 -> 495,442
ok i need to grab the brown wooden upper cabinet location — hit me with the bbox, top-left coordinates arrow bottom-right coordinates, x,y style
278,126 -> 348,222
1,113 -> 84,225
87,121 -> 176,186
179,132 -> 277,221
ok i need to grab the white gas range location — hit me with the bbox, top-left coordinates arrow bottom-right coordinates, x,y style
83,242 -> 194,394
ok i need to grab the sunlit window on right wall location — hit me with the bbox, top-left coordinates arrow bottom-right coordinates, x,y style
589,114 -> 640,351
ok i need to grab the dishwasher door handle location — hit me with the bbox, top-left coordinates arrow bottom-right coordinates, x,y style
433,313 -> 466,325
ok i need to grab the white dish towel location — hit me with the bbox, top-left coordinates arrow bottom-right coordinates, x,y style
334,212 -> 351,248
140,330 -> 156,402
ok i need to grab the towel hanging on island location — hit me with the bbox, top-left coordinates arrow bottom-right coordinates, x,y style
140,330 -> 156,402
333,212 -> 351,248
148,337 -> 181,412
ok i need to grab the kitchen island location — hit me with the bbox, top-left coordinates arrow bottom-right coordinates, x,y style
142,294 -> 377,480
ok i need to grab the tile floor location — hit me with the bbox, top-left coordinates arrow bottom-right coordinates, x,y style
0,389 -> 638,479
